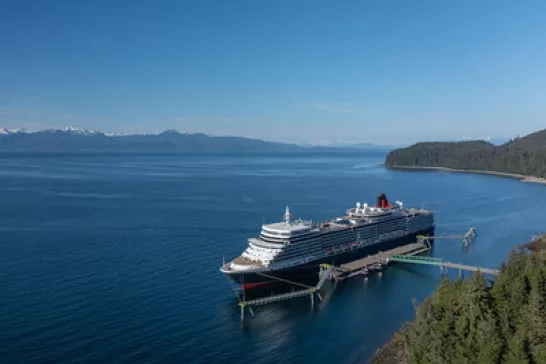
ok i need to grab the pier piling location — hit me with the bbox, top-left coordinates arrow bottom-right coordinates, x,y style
232,227 -> 489,321
237,265 -> 334,322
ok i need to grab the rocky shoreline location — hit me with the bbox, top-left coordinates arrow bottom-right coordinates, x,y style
385,165 -> 546,185
370,324 -> 411,364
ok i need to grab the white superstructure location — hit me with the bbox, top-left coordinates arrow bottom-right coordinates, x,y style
221,193 -> 435,274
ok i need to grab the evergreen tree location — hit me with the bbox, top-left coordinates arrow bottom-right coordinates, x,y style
475,308 -> 503,364
385,128 -> 546,178
433,279 -> 461,362
453,273 -> 490,360
527,274 -> 546,363
505,325 -> 531,363
491,278 -> 514,339
404,252 -> 546,363
406,297 -> 434,363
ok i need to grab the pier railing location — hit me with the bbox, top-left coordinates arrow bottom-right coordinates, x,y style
388,254 -> 499,276
237,265 -> 333,321
230,227 -> 492,322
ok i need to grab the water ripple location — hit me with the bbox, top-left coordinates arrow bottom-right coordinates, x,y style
1,153 -> 545,363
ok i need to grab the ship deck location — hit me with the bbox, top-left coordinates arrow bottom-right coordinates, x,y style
232,256 -> 265,267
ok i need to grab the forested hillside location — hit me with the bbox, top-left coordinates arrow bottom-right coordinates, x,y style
385,129 -> 546,178
405,249 -> 546,363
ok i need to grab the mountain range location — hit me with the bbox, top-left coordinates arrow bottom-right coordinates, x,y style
0,127 -> 391,153
0,126 -> 513,153
0,126 -> 133,137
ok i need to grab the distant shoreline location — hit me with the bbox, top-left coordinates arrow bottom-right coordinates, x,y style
385,165 -> 546,185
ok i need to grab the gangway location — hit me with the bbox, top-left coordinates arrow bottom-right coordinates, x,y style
228,227 -> 480,321
237,264 -> 333,321
388,254 -> 499,276
417,227 -> 477,247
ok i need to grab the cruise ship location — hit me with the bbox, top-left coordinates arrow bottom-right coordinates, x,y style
220,193 -> 435,288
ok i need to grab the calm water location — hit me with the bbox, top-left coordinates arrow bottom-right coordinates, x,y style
1,152 -> 545,363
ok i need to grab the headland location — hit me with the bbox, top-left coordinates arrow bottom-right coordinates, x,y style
386,165 -> 546,185
371,235 -> 546,363
384,128 -> 546,184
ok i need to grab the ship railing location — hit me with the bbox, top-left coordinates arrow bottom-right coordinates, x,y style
221,262 -> 233,271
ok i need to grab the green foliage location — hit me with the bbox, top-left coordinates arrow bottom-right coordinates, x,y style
405,251 -> 546,363
385,129 -> 546,178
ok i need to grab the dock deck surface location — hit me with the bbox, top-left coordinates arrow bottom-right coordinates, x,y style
340,242 -> 429,272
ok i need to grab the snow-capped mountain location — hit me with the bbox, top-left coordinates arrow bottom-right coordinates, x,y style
0,126 -> 134,136
57,126 -> 102,135
0,126 -> 375,153
0,126 -> 351,153
0,126 -> 195,138
0,128 -> 35,134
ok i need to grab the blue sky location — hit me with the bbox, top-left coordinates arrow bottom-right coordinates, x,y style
1,0 -> 546,144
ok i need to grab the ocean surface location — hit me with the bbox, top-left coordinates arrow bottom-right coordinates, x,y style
1,152 -> 546,363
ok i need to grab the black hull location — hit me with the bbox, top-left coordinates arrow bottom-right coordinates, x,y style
225,227 -> 435,287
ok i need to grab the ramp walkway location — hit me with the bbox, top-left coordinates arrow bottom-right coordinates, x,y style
237,265 -> 333,321
388,254 -> 499,276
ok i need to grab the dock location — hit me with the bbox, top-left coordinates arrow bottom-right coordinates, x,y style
328,227 -> 479,281
388,254 -> 500,276
230,227 -> 489,321
331,241 -> 431,281
441,261 -> 499,276
237,264 -> 333,321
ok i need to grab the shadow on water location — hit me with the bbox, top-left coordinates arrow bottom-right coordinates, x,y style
6,154 -> 546,363
235,244 -> 442,305
230,240 -> 472,331
231,265 -> 439,330
237,276 -> 321,301
233,280 -> 340,332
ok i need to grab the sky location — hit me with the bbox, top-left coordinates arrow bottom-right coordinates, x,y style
1,0 -> 546,145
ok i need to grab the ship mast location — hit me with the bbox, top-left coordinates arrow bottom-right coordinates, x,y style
284,206 -> 291,225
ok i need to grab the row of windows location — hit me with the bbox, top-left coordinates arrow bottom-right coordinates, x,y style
248,245 -> 280,254
259,233 -> 319,244
277,244 -> 321,259
321,234 -> 361,248
281,246 -> 320,258
378,221 -> 405,231
276,243 -> 321,259
251,241 -> 284,250
261,228 -> 313,238
261,228 -> 292,236
273,215 -> 432,257
259,230 -> 323,245
244,249 -> 276,259
259,235 -> 288,244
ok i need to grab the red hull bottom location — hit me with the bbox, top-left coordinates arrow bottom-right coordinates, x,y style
240,281 -> 276,290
